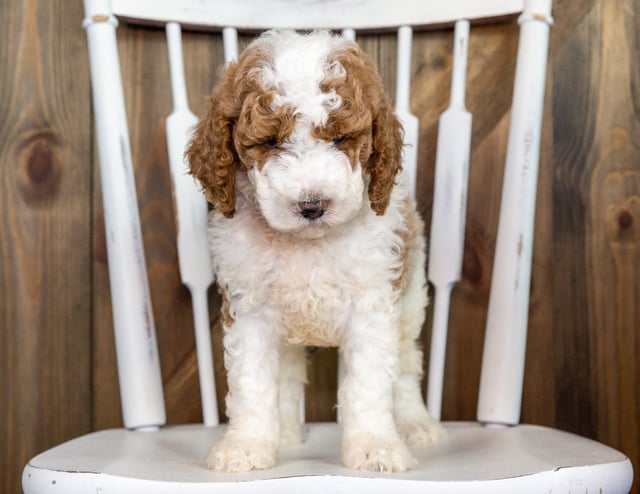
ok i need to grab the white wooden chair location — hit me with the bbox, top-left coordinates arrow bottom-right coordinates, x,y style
22,0 -> 634,492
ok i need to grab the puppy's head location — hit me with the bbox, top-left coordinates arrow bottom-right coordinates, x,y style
186,30 -> 403,238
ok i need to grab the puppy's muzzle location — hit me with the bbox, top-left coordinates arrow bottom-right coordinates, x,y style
297,198 -> 329,220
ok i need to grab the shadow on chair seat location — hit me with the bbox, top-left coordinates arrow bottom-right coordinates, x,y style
23,422 -> 633,493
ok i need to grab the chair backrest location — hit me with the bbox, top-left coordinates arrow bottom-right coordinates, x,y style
82,0 -> 552,431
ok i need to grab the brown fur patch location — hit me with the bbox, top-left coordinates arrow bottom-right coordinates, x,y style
319,44 -> 404,215
185,43 -> 297,218
393,197 -> 425,291
218,286 -> 235,328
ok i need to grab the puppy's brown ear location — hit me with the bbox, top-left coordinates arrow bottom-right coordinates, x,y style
327,44 -> 403,216
368,95 -> 404,216
186,63 -> 239,218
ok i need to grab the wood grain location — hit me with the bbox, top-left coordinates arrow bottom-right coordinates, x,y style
0,0 -> 93,493
586,2 -> 639,488
549,1 -> 601,439
1,1 -> 639,493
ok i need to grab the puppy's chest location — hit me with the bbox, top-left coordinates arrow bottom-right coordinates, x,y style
212,214 -> 400,345
267,243 -> 371,346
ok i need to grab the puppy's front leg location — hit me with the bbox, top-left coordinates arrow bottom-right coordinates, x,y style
208,314 -> 281,472
339,311 -> 418,473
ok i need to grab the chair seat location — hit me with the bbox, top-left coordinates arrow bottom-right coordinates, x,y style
23,421 -> 632,493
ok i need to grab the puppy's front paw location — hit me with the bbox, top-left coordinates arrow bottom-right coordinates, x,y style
342,434 -> 418,473
207,437 -> 277,472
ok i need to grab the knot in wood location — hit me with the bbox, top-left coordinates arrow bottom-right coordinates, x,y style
16,129 -> 61,205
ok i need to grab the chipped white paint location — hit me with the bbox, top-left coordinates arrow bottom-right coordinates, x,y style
477,0 -> 554,425
82,0 -> 165,430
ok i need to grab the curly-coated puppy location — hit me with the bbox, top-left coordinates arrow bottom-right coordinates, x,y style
187,30 -> 442,473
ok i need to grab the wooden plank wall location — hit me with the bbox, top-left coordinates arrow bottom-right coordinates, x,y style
1,0 -> 638,493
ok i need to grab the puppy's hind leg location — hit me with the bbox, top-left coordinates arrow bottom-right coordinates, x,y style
278,344 -> 307,447
394,253 -> 444,447
394,340 -> 444,447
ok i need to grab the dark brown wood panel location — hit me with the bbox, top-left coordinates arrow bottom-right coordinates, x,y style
579,0 -> 639,483
549,0 -> 601,439
0,0 -> 93,493
1,1 -> 638,493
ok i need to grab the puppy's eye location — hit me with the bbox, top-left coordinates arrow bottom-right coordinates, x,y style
332,135 -> 349,145
263,137 -> 278,149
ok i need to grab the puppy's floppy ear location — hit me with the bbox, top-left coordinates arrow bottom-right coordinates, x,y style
186,63 -> 240,219
367,92 -> 404,216
330,44 -> 404,216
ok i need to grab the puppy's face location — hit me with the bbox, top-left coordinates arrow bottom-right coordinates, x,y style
187,31 -> 403,239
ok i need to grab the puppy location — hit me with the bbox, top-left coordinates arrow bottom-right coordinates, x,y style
186,30 -> 442,473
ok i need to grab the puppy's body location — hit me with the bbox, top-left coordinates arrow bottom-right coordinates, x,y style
187,30 -> 442,473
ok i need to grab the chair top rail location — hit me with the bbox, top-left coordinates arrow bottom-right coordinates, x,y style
110,0 -> 524,32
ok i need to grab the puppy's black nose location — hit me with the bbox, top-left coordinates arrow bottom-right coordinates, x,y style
297,199 -> 328,220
